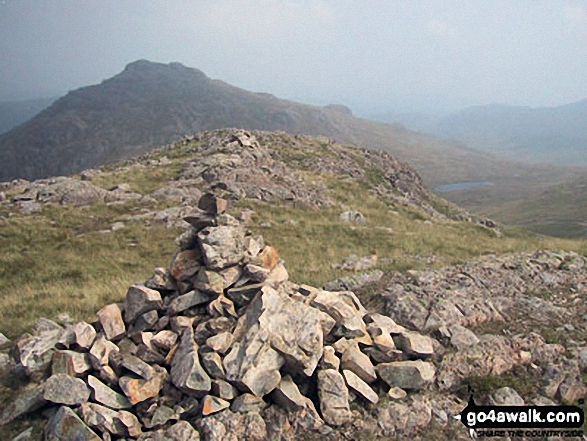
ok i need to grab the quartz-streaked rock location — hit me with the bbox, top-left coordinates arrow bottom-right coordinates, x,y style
168,290 -> 214,315
124,285 -> 163,324
170,327 -> 211,396
198,225 -> 246,270
88,375 -> 132,409
51,350 -> 92,376
45,406 -> 100,441
342,369 -> 379,404
317,369 -> 352,426
393,331 -> 434,357
43,373 -> 90,405
376,360 -> 436,390
340,344 -> 377,383
119,365 -> 167,405
97,304 -> 126,341
202,395 -> 230,415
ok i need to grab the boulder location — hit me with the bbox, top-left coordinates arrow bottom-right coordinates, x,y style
393,331 -> 434,357
43,373 -> 90,405
198,225 -> 246,270
376,360 -> 436,390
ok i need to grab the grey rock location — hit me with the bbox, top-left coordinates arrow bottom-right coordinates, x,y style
449,324 -> 480,350
11,427 -> 34,441
88,375 -> 132,409
145,267 -> 177,291
339,211 -> 366,223
201,351 -> 226,379
489,387 -> 524,406
0,385 -> 45,426
211,379 -> 238,401
198,225 -> 246,270
124,285 -> 163,324
15,328 -> 62,374
317,369 -> 352,426
376,360 -> 436,390
44,373 -> 90,405
230,393 -> 268,413
324,270 -> 384,292
97,304 -> 126,341
168,290 -> 213,315
80,403 -> 126,436
45,406 -> 100,441
195,266 -> 241,295
311,290 -> 370,342
0,332 -> 10,349
120,354 -> 155,380
146,405 -> 177,429
170,327 -> 211,396
151,330 -> 178,352
130,310 -> 159,334
342,369 -> 379,404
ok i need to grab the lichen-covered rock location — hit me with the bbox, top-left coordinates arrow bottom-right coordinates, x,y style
43,373 -> 90,405
317,369 -> 352,426
376,360 -> 435,390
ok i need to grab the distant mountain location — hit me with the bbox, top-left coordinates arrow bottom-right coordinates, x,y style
0,60 -> 518,186
0,97 -> 55,134
429,100 -> 587,165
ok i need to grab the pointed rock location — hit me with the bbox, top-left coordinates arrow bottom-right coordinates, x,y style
88,375 -> 132,409
271,375 -> 308,411
168,290 -> 213,315
342,369 -> 379,404
89,334 -> 119,367
202,395 -> 230,416
170,327 -> 211,396
15,329 -> 61,374
151,330 -> 178,352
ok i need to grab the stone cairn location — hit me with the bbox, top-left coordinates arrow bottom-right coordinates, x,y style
2,193 -> 436,440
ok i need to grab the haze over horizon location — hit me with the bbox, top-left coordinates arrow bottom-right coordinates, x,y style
1,0 -> 587,115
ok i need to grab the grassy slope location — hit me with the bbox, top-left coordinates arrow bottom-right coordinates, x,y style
0,136 -> 585,338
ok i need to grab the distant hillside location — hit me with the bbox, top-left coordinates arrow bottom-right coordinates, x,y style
0,60 -> 522,187
0,97 -> 55,134
430,100 -> 587,166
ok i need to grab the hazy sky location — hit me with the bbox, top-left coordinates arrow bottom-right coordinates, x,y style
1,0 -> 587,114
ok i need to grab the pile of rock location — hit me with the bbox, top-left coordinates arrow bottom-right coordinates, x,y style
1,194 -> 437,440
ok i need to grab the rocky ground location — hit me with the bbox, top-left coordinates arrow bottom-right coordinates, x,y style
0,130 -> 585,440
